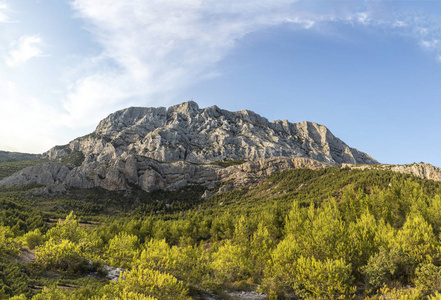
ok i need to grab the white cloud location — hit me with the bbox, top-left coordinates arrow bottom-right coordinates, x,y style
64,0 -> 307,127
421,39 -> 440,49
6,35 -> 46,67
356,12 -> 370,25
64,0 -> 441,129
389,11 -> 441,62
0,81 -> 60,153
392,20 -> 407,28
0,1 -> 9,23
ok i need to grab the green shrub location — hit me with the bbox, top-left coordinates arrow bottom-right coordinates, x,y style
294,256 -> 355,299
210,239 -> 252,285
45,211 -> 86,243
35,239 -> 89,274
0,226 -> 18,257
105,232 -> 139,268
362,247 -> 414,290
396,213 -> 440,264
31,285 -> 70,300
415,263 -> 441,295
115,266 -> 189,300
23,228 -> 44,250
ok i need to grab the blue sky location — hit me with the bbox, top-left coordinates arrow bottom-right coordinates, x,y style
1,1 -> 441,167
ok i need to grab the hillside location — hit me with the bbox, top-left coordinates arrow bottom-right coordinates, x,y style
1,161 -> 441,299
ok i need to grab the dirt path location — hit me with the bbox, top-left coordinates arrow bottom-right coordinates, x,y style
17,248 -> 36,263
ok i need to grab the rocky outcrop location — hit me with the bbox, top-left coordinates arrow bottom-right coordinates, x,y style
342,162 -> 441,182
1,101 -> 377,192
0,163 -> 70,187
0,156 -> 329,192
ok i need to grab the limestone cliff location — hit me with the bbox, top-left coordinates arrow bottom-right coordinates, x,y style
46,101 -> 377,165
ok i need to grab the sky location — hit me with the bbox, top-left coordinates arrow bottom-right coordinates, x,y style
1,1 -> 441,167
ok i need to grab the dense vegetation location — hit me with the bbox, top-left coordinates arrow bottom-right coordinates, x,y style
1,161 -> 441,299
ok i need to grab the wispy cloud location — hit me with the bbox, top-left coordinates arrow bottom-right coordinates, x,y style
65,0 -> 308,127
6,35 -> 46,67
64,0 -> 441,129
0,1 -> 9,23
386,11 -> 441,62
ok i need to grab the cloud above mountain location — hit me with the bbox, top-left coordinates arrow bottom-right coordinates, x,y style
6,35 -> 46,67
63,0 -> 441,129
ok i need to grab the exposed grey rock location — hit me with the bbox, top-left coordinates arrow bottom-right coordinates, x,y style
218,184 -> 234,194
0,162 -> 70,186
227,291 -> 267,300
31,184 -> 67,195
45,101 -> 377,166
297,183 -> 308,190
0,155 -> 329,192
201,190 -> 213,200
102,264 -> 125,281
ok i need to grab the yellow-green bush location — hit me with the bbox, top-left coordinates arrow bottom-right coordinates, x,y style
117,266 -> 190,300
105,232 -> 139,268
396,213 -> 440,263
293,256 -> 355,299
415,263 -> 441,295
361,247 -> 414,291
44,211 -> 86,243
210,239 -> 251,285
22,228 -> 44,250
35,239 -> 88,273
0,226 -> 18,257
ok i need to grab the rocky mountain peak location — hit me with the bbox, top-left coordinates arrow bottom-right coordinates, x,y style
95,106 -> 167,136
167,100 -> 200,117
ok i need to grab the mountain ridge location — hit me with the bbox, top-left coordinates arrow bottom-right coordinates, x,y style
1,101 -> 378,192
45,101 -> 377,165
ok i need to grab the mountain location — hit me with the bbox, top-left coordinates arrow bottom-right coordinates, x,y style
0,151 -> 40,162
46,101 -> 377,165
0,101 -> 377,192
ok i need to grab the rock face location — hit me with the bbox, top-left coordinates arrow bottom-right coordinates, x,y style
46,101 -> 377,165
0,163 -> 71,187
0,157 -> 329,192
0,101 -> 377,192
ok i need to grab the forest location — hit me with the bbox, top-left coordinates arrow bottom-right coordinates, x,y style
1,161 -> 441,299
